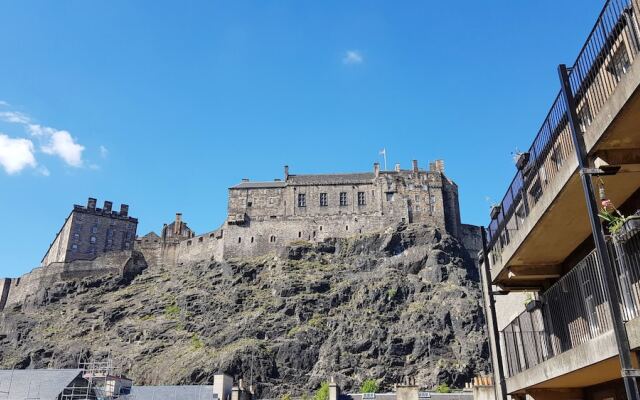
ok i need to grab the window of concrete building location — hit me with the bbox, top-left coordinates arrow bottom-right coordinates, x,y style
357,192 -> 366,206
320,193 -> 328,207
90,236 -> 97,244
298,193 -> 306,207
340,192 -> 348,206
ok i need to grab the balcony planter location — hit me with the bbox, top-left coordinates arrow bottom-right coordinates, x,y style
616,213 -> 640,238
515,152 -> 530,171
525,299 -> 542,312
490,205 -> 501,220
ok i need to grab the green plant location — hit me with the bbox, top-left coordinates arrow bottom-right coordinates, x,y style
191,334 -> 204,350
360,379 -> 379,394
314,382 -> 329,400
435,384 -> 451,393
281,394 -> 292,400
599,200 -> 627,234
386,288 -> 397,299
165,303 -> 180,317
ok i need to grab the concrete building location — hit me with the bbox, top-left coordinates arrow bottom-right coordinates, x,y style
480,1 -> 640,399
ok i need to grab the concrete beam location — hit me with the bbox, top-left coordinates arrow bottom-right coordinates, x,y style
595,149 -> 640,166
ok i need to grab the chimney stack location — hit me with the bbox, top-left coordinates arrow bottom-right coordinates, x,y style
103,201 -> 113,214
373,162 -> 380,178
412,159 -> 419,173
175,213 -> 183,235
435,159 -> 445,173
119,204 -> 129,217
394,163 -> 401,172
284,165 -> 289,180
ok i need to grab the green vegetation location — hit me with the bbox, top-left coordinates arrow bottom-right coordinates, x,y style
435,384 -> 451,393
386,288 -> 397,299
191,334 -> 204,350
360,379 -> 379,393
165,303 -> 180,317
314,382 -> 329,400
281,394 -> 292,400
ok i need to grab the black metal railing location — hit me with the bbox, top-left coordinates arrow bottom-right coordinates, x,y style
501,230 -> 640,377
487,0 -> 640,266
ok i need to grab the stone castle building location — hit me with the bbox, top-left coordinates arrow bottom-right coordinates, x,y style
1,159 -> 481,311
136,159 -> 479,268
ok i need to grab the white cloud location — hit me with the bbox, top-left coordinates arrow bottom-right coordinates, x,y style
0,133 -> 37,174
0,101 -> 9,107
0,111 -> 31,124
343,50 -> 363,65
37,166 -> 50,176
99,145 -> 108,159
30,125 -> 85,167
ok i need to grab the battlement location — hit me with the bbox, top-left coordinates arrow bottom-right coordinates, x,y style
72,198 -> 138,223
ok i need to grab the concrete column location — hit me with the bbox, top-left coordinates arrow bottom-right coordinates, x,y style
329,377 -> 340,400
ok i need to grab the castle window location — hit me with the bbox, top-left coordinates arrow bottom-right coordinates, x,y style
91,225 -> 98,234
73,233 -> 80,241
198,237 -> 203,243
320,193 -> 328,207
238,237 -> 242,243
71,244 -> 78,251
298,193 -> 306,207
90,236 -> 97,244
251,237 -> 254,243
339,192 -> 348,206
346,225 -> 349,231
270,235 -> 276,243
187,240 -> 192,246
386,193 -> 394,202
247,201 -> 252,207
124,242 -> 130,249
357,192 -> 366,206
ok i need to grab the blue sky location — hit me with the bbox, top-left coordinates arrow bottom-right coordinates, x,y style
0,1 -> 604,276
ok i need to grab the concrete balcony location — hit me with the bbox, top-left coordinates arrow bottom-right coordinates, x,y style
487,0 -> 640,289
499,231 -> 640,394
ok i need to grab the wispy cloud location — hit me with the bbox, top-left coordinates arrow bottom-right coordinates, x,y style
0,133 -> 37,174
99,145 -> 109,159
342,50 -> 364,65
0,106 -> 87,174
0,100 -> 9,107
0,111 -> 31,124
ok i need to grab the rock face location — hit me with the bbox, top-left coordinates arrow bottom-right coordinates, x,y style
0,224 -> 489,397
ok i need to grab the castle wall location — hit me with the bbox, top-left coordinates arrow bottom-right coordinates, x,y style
41,213 -> 75,267
0,278 -> 11,311
175,229 -> 224,265
3,251 -> 139,311
135,234 -> 163,269
459,223 -> 483,269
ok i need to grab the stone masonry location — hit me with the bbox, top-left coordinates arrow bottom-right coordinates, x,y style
137,159 -> 477,267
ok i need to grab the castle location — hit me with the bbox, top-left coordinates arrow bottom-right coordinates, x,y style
0,159 -> 481,311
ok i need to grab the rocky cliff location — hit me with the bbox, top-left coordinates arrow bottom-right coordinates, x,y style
0,224 -> 488,397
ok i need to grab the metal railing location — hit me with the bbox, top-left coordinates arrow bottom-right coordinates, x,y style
501,230 -> 640,377
487,0 -> 640,266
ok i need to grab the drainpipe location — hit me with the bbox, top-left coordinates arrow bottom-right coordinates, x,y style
480,227 -> 508,400
559,63 -> 640,400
